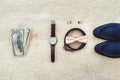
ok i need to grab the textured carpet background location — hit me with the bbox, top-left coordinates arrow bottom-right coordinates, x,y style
0,0 -> 120,80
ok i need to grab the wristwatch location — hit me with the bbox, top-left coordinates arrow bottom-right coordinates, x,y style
49,21 -> 57,63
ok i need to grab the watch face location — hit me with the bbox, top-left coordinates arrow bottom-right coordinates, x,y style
49,37 -> 57,45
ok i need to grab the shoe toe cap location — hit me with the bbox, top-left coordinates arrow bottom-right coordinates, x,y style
95,43 -> 104,54
93,27 -> 101,37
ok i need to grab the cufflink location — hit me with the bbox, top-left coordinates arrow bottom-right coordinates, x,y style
67,21 -> 72,24
11,27 -> 32,56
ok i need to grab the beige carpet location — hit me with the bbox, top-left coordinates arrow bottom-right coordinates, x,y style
0,0 -> 120,80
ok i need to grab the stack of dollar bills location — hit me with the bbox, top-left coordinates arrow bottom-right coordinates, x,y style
11,28 -> 32,56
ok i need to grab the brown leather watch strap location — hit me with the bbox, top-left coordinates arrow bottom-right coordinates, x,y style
51,23 -> 55,37
51,45 -> 55,62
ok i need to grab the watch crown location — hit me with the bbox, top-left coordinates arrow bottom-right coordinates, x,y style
51,20 -> 55,24
51,20 -> 56,27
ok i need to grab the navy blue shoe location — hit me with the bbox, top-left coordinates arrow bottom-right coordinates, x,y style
93,23 -> 120,40
95,41 -> 120,58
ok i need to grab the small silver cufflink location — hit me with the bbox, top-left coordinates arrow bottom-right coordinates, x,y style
11,27 -> 32,56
